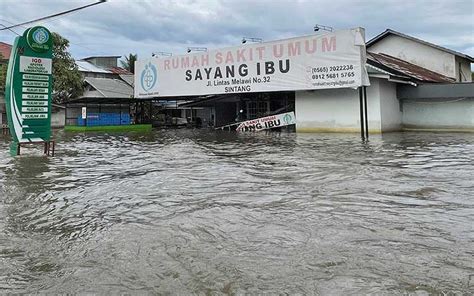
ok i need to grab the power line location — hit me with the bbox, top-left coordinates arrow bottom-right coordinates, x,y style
0,0 -> 107,31
0,23 -> 20,36
0,17 -> 109,57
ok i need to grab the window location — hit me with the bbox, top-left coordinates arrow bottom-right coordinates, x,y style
247,101 -> 269,119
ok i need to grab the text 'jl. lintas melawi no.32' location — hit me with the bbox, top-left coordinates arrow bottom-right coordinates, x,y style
134,29 -> 367,98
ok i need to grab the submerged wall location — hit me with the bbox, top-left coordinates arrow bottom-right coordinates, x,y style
399,83 -> 474,131
402,98 -> 474,131
295,78 -> 402,133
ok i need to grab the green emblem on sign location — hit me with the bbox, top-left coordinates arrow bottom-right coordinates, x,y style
283,113 -> 293,125
4,26 -> 53,155
26,26 -> 52,53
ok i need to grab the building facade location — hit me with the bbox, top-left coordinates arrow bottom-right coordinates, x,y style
366,29 -> 473,82
297,29 -> 473,133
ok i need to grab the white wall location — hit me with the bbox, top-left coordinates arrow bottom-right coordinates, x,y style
402,98 -> 474,130
368,35 -> 456,79
51,109 -> 65,128
379,79 -> 402,131
295,78 -> 404,133
295,79 -> 382,133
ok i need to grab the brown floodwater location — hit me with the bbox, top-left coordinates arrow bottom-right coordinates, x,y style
0,129 -> 473,294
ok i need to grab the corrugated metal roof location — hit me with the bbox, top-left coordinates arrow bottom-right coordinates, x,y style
367,52 -> 455,83
82,55 -> 122,60
119,74 -> 134,87
76,60 -> 111,73
84,77 -> 133,98
367,29 -> 474,62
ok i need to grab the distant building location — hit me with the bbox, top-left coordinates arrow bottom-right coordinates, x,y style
76,56 -> 134,103
0,42 -> 12,126
65,56 -> 136,126
0,41 -> 12,61
76,55 -> 133,78
367,29 -> 473,82
82,55 -> 122,69
297,29 -> 474,132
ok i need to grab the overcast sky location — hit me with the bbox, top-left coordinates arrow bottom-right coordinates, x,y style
0,0 -> 473,63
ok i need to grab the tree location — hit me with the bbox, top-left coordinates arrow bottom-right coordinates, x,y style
121,53 -> 137,73
0,53 -> 7,93
52,32 -> 83,104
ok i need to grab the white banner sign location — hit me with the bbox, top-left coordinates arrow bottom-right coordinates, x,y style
135,28 -> 369,98
19,56 -> 52,75
236,112 -> 296,132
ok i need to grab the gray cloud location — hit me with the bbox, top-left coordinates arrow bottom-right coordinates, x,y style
0,0 -> 472,62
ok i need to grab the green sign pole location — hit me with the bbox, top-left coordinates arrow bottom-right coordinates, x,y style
4,26 -> 53,156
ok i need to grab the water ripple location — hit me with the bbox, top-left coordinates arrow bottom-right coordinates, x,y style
0,130 -> 473,294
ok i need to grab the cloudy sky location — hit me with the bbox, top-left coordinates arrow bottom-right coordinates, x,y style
0,0 -> 473,63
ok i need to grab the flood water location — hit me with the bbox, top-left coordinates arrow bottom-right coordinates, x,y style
0,129 -> 473,294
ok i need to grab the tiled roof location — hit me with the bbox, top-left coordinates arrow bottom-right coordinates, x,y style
109,66 -> 132,74
367,52 -> 455,83
0,42 -> 12,60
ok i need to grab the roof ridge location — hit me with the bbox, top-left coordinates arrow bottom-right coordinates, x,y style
367,29 -> 474,62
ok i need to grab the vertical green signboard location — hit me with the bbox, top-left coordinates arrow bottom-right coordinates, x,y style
4,26 -> 53,155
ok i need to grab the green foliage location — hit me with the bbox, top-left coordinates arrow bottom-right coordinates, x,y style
121,53 -> 137,73
0,53 -> 7,94
52,32 -> 83,104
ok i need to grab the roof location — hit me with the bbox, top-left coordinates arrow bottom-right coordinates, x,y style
109,66 -> 132,74
76,60 -> 111,73
52,103 -> 66,109
366,63 -> 416,86
0,42 -> 12,60
84,77 -> 133,98
367,29 -> 474,62
119,74 -> 134,86
367,52 -> 455,83
82,55 -> 122,60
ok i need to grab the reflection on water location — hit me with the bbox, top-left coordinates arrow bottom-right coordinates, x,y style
0,130 -> 473,294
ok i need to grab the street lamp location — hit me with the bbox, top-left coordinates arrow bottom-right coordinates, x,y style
187,47 -> 207,53
314,24 -> 333,32
152,52 -> 172,57
242,37 -> 263,44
